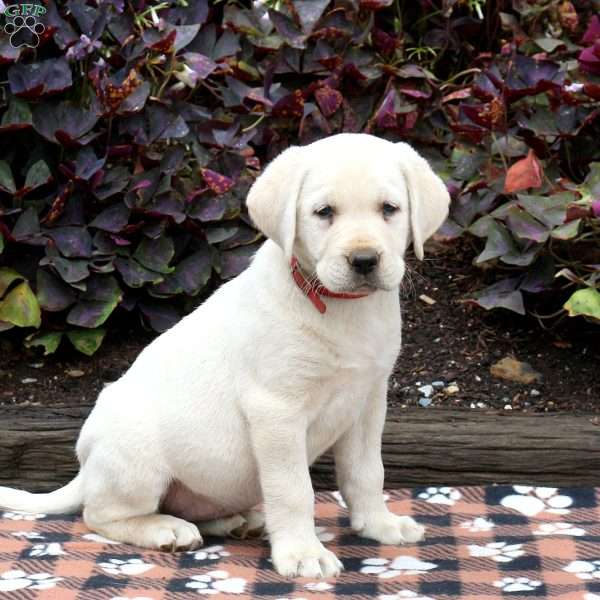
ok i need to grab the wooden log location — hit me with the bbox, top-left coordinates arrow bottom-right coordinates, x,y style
0,405 -> 598,493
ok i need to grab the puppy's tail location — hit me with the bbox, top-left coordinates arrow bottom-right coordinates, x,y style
0,474 -> 83,515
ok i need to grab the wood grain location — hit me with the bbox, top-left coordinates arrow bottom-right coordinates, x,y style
1,405 -> 598,492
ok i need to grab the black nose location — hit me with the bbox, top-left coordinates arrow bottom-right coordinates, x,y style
348,250 -> 379,275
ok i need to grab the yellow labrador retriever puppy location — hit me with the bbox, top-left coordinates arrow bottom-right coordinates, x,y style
0,133 -> 449,578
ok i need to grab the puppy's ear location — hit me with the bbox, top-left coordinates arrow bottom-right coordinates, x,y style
396,142 -> 450,260
246,146 -> 306,258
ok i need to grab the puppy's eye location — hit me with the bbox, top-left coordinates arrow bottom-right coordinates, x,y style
314,205 -> 334,219
382,202 -> 399,217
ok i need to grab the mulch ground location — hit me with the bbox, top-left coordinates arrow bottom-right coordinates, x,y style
1,486 -> 599,599
1,240 -> 598,413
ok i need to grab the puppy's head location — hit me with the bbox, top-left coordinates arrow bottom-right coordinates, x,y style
246,133 -> 449,293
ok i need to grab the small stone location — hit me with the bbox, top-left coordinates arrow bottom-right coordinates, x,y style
490,356 -> 542,385
504,404 -> 513,410
418,397 -> 432,408
475,375 -> 482,382
29,362 -> 44,369
476,402 -> 486,408
418,384 -> 434,397
445,383 -> 460,395
21,378 -> 37,384
419,294 -> 436,305
66,369 -> 85,378
432,381 -> 445,388
530,389 -> 541,396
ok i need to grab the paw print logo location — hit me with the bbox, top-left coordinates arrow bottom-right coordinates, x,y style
417,486 -> 462,505
493,576 -> 543,592
500,486 -> 572,517
564,559 -> 600,580
0,570 -> 62,592
533,522 -> 585,537
188,545 -> 231,562
2,510 -> 46,521
361,556 -> 438,579
98,558 -> 155,576
460,517 -> 495,533
468,541 -> 525,562
185,570 -> 246,594
29,542 -> 66,557
4,15 -> 45,49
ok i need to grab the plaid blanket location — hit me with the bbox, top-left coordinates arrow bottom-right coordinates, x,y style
0,486 -> 599,599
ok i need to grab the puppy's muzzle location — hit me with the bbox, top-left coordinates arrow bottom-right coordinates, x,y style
347,249 -> 379,275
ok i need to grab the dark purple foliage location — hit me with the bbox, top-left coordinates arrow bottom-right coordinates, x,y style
1,1 -> 599,354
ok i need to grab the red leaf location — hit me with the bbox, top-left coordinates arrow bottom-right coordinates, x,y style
504,150 -> 544,193
314,85 -> 342,117
200,169 -> 234,195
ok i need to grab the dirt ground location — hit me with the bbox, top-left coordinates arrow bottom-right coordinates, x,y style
1,240 -> 598,412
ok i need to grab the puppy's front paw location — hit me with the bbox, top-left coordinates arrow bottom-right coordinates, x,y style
271,536 -> 343,578
359,513 -> 425,545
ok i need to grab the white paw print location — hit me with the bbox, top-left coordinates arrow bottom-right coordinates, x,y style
29,542 -> 66,557
98,558 -> 155,576
189,545 -> 231,561
564,560 -> 600,580
332,491 -> 389,509
501,486 -> 572,517
493,576 -> 543,592
585,594 -> 600,600
417,487 -> 461,505
380,592 -> 436,600
0,570 -> 62,592
2,510 -> 46,521
533,522 -> 585,536
361,556 -> 438,579
11,530 -> 45,540
315,526 -> 335,542
305,581 -> 333,592
468,541 -> 524,562
112,597 -> 155,600
460,517 -> 495,533
186,570 -> 246,594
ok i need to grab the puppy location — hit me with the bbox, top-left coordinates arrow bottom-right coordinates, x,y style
0,133 -> 449,578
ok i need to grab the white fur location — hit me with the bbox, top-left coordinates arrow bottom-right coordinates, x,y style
0,133 -> 449,577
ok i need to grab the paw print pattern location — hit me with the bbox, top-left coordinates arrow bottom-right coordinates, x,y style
564,560 -> 600,580
11,531 -> 45,540
460,517 -> 495,533
380,592 -> 436,600
29,542 -> 66,557
493,576 -> 543,592
0,570 -> 62,592
417,486 -> 462,505
305,581 -> 333,592
500,486 -> 572,517
361,556 -> 438,578
98,558 -> 155,576
2,510 -> 46,521
533,522 -> 585,536
186,570 -> 246,594
188,545 -> 231,561
4,15 -> 45,49
468,541 -> 525,562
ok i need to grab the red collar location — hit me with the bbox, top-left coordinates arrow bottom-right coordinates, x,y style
290,256 -> 369,314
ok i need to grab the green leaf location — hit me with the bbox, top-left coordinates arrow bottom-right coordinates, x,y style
0,267 -> 24,298
564,288 -> 600,321
0,97 -> 32,130
24,160 -> 52,191
551,219 -> 580,240
0,232 -> 4,254
0,281 -> 41,328
66,329 -> 106,356
25,331 -> 63,355
475,221 -> 516,263
0,160 -> 16,194
133,236 -> 175,274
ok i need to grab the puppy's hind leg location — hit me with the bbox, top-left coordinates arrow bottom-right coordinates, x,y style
198,509 -> 265,539
81,454 -> 203,552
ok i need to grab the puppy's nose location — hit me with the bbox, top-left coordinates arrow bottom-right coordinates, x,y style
348,249 -> 379,275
